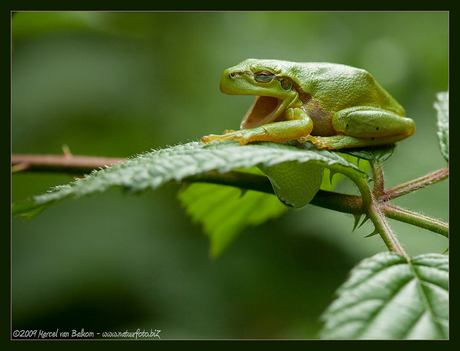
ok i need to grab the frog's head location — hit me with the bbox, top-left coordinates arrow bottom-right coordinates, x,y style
220,59 -> 301,129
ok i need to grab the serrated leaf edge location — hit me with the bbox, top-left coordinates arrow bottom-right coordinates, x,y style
320,252 -> 448,339
14,141 -> 365,218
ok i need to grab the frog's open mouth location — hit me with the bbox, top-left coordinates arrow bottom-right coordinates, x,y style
240,96 -> 284,129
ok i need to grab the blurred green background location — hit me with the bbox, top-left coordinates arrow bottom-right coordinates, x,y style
12,12 -> 448,339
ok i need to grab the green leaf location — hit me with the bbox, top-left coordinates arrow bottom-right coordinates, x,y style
178,178 -> 286,257
13,140 -> 365,219
320,252 -> 448,339
12,197 -> 61,221
434,92 -> 449,162
258,161 -> 324,208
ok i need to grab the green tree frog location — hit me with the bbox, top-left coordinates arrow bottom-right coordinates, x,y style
201,59 -> 415,149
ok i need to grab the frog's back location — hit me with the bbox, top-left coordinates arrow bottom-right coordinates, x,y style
287,62 -> 405,116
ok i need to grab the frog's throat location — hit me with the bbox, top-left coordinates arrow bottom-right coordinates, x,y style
240,96 -> 285,129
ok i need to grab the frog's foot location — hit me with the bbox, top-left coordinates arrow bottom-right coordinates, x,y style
202,127 -> 272,145
201,130 -> 245,144
300,135 -> 334,149
303,135 -> 403,150
222,129 -> 237,135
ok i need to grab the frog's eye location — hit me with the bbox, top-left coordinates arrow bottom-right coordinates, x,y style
254,71 -> 275,83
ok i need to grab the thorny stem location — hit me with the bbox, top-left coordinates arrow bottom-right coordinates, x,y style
12,153 -> 448,254
382,203 -> 448,238
11,153 -> 126,174
369,161 -> 411,259
346,161 -> 410,260
382,167 -> 449,201
370,202 -> 410,260
370,160 -> 385,199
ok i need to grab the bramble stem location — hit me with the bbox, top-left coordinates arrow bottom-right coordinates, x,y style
383,203 -> 448,238
382,167 -> 448,201
369,201 -> 410,260
370,160 -> 385,199
348,161 -> 409,260
11,154 -> 126,174
11,153 -> 448,248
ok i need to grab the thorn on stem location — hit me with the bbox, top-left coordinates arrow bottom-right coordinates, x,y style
358,215 -> 371,228
11,162 -> 30,172
352,214 -> 371,232
62,144 -> 72,157
364,228 -> 379,238
352,214 -> 362,232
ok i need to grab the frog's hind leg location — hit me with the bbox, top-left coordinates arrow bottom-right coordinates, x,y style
303,106 -> 415,150
304,134 -> 407,150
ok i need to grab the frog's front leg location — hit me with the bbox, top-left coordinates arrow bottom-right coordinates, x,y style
201,108 -> 313,145
304,106 -> 415,149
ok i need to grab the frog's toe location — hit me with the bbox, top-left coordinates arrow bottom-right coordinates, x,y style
303,136 -> 331,149
201,134 -> 226,143
201,132 -> 239,144
201,135 -> 214,144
